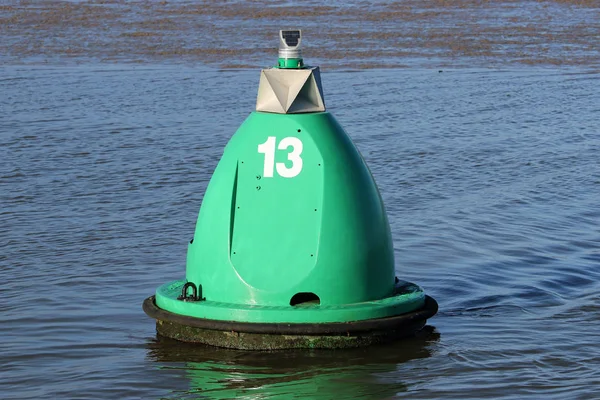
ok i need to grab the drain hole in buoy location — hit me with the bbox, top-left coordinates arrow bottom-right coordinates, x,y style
290,292 -> 320,306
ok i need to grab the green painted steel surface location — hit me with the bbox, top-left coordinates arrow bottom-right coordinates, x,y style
277,57 -> 304,68
155,279 -> 425,323
195,114 -> 390,299
153,111 -> 426,323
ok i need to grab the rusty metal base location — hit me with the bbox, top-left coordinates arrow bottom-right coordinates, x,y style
143,295 -> 438,350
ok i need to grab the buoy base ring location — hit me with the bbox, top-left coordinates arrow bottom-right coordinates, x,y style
143,295 -> 438,350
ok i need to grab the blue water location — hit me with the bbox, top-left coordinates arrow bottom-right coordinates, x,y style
2,63 -> 600,398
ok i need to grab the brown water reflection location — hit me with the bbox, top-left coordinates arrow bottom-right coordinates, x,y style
2,0 -> 599,68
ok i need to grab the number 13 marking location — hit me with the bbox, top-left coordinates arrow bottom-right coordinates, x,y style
257,136 -> 303,178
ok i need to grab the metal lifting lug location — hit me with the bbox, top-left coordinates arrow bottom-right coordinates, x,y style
177,282 -> 203,302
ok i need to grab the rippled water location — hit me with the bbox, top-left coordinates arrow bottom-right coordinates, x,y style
3,64 -> 599,399
2,2 -> 600,397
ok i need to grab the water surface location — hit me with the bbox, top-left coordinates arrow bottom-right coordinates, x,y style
2,1 -> 600,399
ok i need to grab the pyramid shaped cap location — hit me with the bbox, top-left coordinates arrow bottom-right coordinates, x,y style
256,67 -> 326,114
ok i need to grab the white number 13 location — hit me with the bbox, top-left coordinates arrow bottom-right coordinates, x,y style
257,136 -> 303,178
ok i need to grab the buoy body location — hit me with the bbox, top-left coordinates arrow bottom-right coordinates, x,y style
144,30 -> 437,349
180,112 -> 396,315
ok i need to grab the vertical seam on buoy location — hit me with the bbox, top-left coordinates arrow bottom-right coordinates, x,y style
229,161 -> 240,256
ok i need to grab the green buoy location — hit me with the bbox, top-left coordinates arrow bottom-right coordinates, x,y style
143,30 -> 437,350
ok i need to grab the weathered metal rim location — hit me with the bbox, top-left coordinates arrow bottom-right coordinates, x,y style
143,294 -> 437,335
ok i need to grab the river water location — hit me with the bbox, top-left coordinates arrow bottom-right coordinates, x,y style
2,1 -> 600,399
